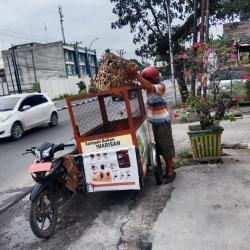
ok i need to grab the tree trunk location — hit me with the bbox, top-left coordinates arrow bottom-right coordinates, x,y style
175,61 -> 188,102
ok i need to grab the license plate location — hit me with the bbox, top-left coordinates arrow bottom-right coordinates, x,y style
29,162 -> 52,173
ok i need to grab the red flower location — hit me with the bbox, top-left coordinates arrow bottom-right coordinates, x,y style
172,113 -> 178,119
182,70 -> 192,77
193,42 -> 201,48
178,53 -> 188,59
201,59 -> 209,65
235,95 -> 241,101
207,48 -> 213,53
241,75 -> 250,80
239,64 -> 245,69
180,103 -> 188,109
230,53 -> 237,60
200,97 -> 206,103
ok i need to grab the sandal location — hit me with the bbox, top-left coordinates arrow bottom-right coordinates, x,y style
165,171 -> 176,184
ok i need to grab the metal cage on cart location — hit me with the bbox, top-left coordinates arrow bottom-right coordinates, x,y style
66,86 -> 147,153
66,86 -> 151,192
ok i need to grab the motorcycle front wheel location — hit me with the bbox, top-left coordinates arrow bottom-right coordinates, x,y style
29,189 -> 58,238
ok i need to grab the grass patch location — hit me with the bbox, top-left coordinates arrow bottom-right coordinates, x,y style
174,148 -> 198,169
53,93 -> 78,101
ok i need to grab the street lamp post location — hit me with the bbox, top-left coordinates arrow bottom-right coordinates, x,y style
88,38 -> 99,79
165,0 -> 177,105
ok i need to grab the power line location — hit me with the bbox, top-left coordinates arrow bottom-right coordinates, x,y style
0,27 -> 59,43
0,27 -> 59,41
0,31 -> 48,44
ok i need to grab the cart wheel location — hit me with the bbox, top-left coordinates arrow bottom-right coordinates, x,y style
150,143 -> 163,185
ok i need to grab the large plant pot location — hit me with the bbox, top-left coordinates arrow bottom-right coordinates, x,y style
187,125 -> 224,161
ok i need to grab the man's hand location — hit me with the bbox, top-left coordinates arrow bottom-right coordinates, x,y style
125,64 -> 139,79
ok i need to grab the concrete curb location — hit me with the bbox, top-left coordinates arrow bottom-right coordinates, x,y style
0,187 -> 32,215
57,97 -> 97,111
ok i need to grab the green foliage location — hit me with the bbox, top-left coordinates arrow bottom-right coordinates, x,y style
53,93 -> 76,101
88,86 -> 98,93
110,0 -> 249,59
246,67 -> 250,99
77,81 -> 88,95
186,92 -> 236,130
128,59 -> 144,71
79,89 -> 87,96
175,108 -> 188,122
77,81 -> 86,92
224,82 -> 247,98
182,38 -> 247,129
160,64 -> 171,79
110,0 -> 248,102
32,82 -> 40,92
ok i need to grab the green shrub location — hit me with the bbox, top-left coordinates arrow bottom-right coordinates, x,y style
77,81 -> 86,92
32,82 -> 40,92
53,93 -> 74,101
88,86 -> 98,93
79,89 -> 87,96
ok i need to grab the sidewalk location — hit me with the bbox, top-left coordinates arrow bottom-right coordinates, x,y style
151,116 -> 250,250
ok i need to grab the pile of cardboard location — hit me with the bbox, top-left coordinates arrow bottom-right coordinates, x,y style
91,53 -> 138,91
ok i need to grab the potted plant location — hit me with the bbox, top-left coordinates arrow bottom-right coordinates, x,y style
179,39 -> 244,161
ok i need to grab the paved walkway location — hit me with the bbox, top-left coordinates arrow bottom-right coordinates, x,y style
151,117 -> 250,250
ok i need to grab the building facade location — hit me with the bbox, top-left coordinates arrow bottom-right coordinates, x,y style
1,41 -> 98,93
223,18 -> 250,64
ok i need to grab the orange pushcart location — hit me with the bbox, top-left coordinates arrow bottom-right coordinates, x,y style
66,86 -> 163,192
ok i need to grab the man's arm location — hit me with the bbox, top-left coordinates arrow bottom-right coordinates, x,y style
134,73 -> 154,92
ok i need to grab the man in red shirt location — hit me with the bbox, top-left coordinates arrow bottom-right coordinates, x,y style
127,66 -> 176,183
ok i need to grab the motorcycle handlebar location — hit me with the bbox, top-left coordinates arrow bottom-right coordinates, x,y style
22,143 -> 75,156
64,143 -> 75,148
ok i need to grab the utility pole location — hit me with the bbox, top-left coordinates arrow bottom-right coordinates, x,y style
165,0 -> 177,105
43,21 -> 48,43
75,41 -> 82,78
200,0 -> 206,43
31,49 -> 37,83
117,49 -> 126,58
58,6 -> 66,43
88,38 -> 99,79
11,45 -> 22,93
191,0 -> 199,96
205,0 -> 210,42
6,56 -> 15,93
193,0 -> 198,46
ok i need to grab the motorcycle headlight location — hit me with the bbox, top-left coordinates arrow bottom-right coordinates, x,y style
45,171 -> 51,177
42,147 -> 52,158
34,149 -> 41,161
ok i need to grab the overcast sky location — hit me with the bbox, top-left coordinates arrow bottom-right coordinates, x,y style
0,0 -> 140,67
0,0 -> 223,68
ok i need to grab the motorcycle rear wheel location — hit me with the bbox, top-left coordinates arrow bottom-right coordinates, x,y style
150,143 -> 163,185
29,189 -> 58,238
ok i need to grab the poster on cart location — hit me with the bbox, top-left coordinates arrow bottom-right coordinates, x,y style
83,146 -> 140,192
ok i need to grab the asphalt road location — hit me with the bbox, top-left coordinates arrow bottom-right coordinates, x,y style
0,170 -> 174,250
0,96 -> 175,250
0,98 -> 138,212
0,109 -> 73,211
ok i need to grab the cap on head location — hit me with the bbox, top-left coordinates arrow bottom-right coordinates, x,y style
141,66 -> 160,84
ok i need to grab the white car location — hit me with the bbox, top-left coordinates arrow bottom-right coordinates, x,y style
0,93 -> 58,140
